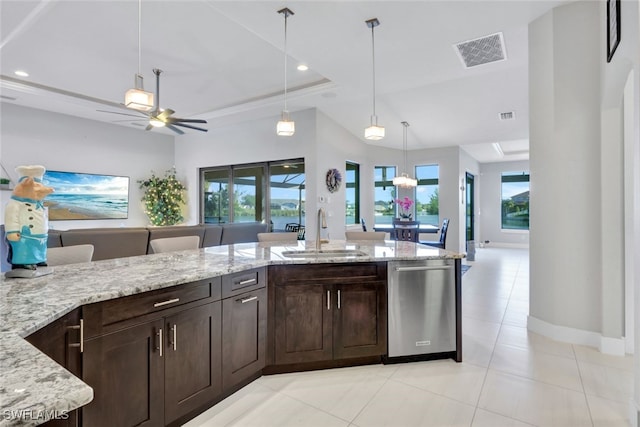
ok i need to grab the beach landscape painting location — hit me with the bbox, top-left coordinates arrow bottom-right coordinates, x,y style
43,171 -> 129,220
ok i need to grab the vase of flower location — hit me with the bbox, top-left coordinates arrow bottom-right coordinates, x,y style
395,197 -> 414,221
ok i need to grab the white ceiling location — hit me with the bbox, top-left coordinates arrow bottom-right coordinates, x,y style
0,0 -> 572,162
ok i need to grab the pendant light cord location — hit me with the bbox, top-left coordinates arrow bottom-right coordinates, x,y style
371,24 -> 376,124
402,121 -> 409,171
137,0 -> 142,76
283,11 -> 289,112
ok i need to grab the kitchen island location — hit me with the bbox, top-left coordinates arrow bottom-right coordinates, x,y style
0,240 -> 463,426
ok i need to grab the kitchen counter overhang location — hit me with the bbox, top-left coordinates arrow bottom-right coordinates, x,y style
0,240 -> 462,426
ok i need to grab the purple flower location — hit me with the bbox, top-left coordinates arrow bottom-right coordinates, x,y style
394,197 -> 414,211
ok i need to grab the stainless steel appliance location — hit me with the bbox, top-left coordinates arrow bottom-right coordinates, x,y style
387,259 -> 456,358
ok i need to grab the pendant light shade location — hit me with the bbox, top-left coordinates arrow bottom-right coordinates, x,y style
276,7 -> 295,136
393,121 -> 417,188
365,18 -> 384,141
125,0 -> 154,111
125,74 -> 154,111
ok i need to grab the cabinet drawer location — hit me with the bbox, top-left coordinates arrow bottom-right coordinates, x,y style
222,267 -> 266,299
84,277 -> 221,338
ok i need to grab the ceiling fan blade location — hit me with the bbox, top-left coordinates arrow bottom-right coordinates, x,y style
145,123 -> 154,131
166,124 -> 185,135
172,122 -> 208,132
156,108 -> 175,121
97,109 -> 147,118
167,118 -> 207,124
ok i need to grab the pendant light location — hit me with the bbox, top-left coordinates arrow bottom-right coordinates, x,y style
276,7 -> 295,136
124,0 -> 154,111
364,18 -> 384,140
393,121 -> 417,188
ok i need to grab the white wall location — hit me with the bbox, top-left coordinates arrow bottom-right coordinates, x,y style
528,0 -> 636,360
479,160 -> 530,247
0,103 -> 175,229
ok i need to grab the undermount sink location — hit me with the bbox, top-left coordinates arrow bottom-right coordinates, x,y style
281,249 -> 368,258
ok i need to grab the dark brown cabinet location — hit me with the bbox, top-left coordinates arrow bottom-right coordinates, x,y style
80,277 -> 223,427
164,302 -> 222,425
82,319 -> 165,427
221,268 -> 268,390
26,308 -> 83,427
269,263 -> 387,367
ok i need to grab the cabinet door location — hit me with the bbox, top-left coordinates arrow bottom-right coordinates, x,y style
82,319 -> 164,427
274,284 -> 332,364
26,309 -> 82,427
333,282 -> 387,359
164,302 -> 222,425
222,287 -> 267,390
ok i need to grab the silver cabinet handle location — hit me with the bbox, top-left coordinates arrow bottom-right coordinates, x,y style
171,324 -> 177,351
157,328 -> 163,357
239,296 -> 258,304
238,278 -> 257,286
337,290 -> 341,310
395,265 -> 453,272
67,319 -> 84,353
327,290 -> 330,310
154,298 -> 180,308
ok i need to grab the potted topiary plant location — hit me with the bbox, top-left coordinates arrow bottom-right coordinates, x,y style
138,168 -> 187,226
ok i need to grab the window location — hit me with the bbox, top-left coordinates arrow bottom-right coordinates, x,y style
200,159 -> 304,228
233,164 -> 266,223
415,164 -> 439,226
374,166 -> 396,224
501,171 -> 529,230
345,162 -> 360,224
269,160 -> 305,231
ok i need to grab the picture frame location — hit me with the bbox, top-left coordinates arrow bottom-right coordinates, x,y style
606,0 -> 620,62
43,170 -> 130,220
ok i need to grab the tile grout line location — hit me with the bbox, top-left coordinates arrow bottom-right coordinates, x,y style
468,249 -> 521,426
572,343 -> 596,427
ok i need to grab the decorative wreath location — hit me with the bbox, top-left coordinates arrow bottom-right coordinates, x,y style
325,168 -> 342,193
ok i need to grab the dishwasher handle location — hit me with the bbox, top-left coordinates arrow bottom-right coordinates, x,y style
394,265 -> 453,272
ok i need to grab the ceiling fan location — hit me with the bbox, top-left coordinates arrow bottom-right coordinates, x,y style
99,68 -> 208,135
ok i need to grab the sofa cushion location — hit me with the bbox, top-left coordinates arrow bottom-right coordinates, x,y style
48,230 -> 63,248
202,224 -> 223,247
147,225 -> 205,254
60,228 -> 149,261
220,222 -> 268,245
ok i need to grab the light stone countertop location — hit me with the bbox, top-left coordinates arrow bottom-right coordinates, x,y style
0,240 -> 462,426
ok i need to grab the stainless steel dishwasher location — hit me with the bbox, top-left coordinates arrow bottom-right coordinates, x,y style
387,259 -> 456,358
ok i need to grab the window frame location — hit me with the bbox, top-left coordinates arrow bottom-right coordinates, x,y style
345,161 -> 360,225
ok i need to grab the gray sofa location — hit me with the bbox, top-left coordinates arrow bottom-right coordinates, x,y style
1,223 -> 268,268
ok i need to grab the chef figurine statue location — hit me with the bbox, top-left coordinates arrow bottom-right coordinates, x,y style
4,165 -> 54,278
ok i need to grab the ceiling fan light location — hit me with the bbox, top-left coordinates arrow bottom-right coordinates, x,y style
125,87 -> 154,111
365,124 -> 385,140
149,118 -> 165,128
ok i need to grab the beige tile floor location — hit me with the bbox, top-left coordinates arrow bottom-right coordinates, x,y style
184,247 -> 634,427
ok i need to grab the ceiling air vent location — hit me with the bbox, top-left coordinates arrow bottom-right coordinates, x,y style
454,32 -> 507,68
499,111 -> 515,121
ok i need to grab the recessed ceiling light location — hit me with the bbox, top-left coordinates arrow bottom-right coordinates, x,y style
14,70 -> 29,77
297,64 -> 308,71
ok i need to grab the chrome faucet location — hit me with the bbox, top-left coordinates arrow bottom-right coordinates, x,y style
316,208 -> 327,250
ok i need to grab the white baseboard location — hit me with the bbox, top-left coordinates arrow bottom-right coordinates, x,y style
484,242 -> 529,249
527,315 -> 626,356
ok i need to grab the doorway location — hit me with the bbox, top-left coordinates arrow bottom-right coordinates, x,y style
465,172 -> 475,249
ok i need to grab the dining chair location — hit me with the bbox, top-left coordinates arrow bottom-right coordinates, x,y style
422,218 -> 449,249
345,231 -> 386,241
360,218 -> 367,231
46,244 -> 94,266
257,232 -> 299,242
149,236 -> 200,253
391,220 -> 420,242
